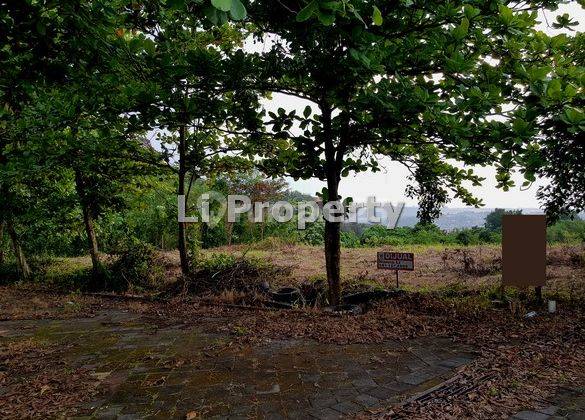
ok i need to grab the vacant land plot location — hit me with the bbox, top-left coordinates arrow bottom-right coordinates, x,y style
1,244 -> 584,419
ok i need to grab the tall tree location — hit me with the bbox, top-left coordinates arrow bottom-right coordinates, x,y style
131,3 -> 260,276
244,0 -> 577,304
2,0 -> 161,279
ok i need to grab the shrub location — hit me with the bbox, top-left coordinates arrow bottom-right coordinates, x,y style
183,253 -> 290,295
341,231 -> 360,248
456,230 -> 473,246
108,241 -> 165,292
301,221 -> 325,246
0,262 -> 19,285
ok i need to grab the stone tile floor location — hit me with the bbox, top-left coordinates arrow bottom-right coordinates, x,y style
509,386 -> 585,420
1,310 -> 478,419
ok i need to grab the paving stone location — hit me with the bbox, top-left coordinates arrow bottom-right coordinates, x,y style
437,357 -> 473,368
396,371 -> 435,386
536,407 -> 560,415
301,373 -> 321,383
512,411 -> 554,420
365,386 -> 399,401
332,387 -> 359,400
354,393 -> 380,408
310,395 -> 338,409
1,310 -> 482,419
263,412 -> 286,420
351,377 -> 377,388
308,407 -> 342,419
331,401 -> 362,415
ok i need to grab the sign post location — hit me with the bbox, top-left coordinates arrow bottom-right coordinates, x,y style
377,251 -> 415,288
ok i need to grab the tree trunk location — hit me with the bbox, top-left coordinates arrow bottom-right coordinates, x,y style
6,221 -> 32,280
74,170 -> 101,277
177,125 -> 190,276
324,187 -> 342,305
321,104 -> 343,305
0,221 -> 4,266
226,222 -> 234,246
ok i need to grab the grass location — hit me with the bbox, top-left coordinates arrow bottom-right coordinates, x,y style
2,243 -> 583,306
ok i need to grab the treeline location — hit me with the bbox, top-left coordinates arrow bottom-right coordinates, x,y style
2,172 -> 582,263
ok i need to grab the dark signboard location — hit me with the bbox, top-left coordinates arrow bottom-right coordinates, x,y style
502,215 -> 546,287
377,252 -> 415,271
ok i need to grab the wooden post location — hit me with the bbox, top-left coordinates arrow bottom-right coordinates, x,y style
535,286 -> 543,304
395,270 -> 399,289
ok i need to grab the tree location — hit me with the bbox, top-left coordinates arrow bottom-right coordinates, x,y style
221,170 -> 288,242
0,0 -> 81,278
506,31 -> 584,222
245,0 -> 572,304
131,3 -> 261,276
1,0 -> 161,280
484,208 -> 523,232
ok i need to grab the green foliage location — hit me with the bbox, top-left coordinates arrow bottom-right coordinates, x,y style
0,262 -> 19,286
301,221 -> 325,246
547,219 -> 585,244
196,252 -> 238,271
108,241 -> 165,292
484,208 -> 523,232
0,0 -> 583,292
340,231 -> 360,248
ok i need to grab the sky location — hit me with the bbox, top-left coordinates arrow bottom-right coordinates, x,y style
272,2 -> 584,209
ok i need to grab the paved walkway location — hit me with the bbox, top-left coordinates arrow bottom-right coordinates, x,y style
1,310 -> 476,419
510,387 -> 585,420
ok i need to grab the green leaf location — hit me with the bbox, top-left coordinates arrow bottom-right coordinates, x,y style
303,105 -> 312,118
36,21 -> 46,35
166,0 -> 185,10
452,18 -> 469,40
211,0 -> 232,12
499,5 -> 514,25
547,79 -> 562,98
318,12 -> 335,26
230,0 -> 247,20
562,106 -> 584,124
351,8 -> 366,26
528,66 -> 551,81
297,1 -> 318,22
463,5 -> 480,20
372,6 -> 383,26
204,6 -> 219,24
321,1 -> 342,11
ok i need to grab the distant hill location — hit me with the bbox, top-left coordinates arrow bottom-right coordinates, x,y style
397,207 -> 547,231
354,206 -> 548,231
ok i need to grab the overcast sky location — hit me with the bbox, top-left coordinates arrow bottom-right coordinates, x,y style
276,3 -> 584,208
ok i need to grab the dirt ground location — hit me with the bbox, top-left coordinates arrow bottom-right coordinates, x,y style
1,243 -> 584,418
0,285 -> 583,419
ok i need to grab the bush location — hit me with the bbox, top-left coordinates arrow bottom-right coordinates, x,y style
108,241 -> 165,292
547,220 -> 585,244
0,262 -> 19,285
182,253 -> 290,295
301,221 -> 325,246
251,236 -> 298,251
341,231 -> 360,248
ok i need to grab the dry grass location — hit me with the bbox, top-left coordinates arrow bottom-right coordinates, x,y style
162,243 -> 585,299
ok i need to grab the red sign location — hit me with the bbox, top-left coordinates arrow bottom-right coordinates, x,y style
377,252 -> 414,271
